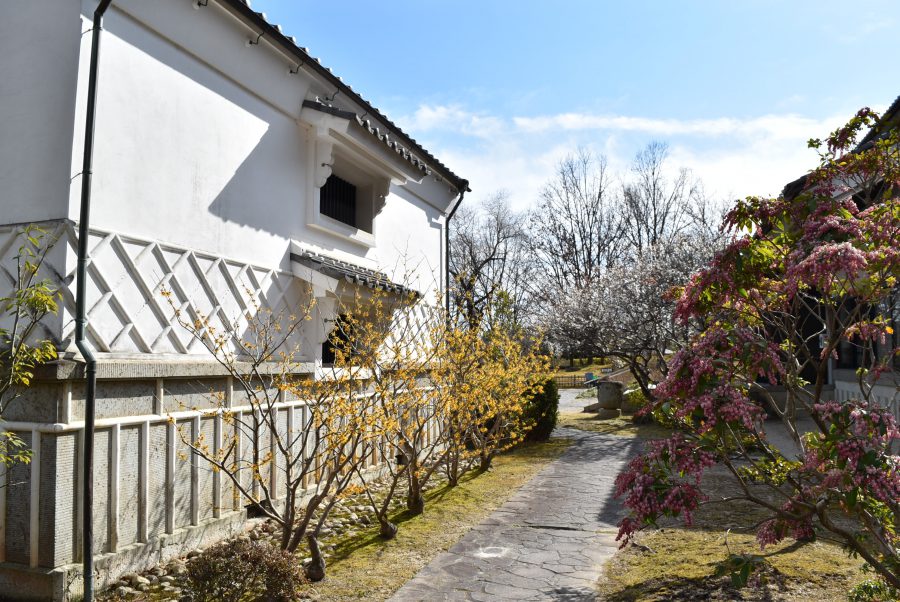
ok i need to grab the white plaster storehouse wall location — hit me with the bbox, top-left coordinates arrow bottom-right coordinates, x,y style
62,1 -> 453,331
377,184 -> 446,300
0,2 -> 83,223
0,3 -> 461,597
68,3 -> 302,271
0,0 -> 458,361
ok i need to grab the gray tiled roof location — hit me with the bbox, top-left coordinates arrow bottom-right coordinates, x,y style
220,0 -> 469,193
856,95 -> 900,150
782,94 -> 900,200
290,250 -> 419,297
301,100 -> 439,181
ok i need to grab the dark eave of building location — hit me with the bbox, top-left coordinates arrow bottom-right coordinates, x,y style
855,95 -> 900,151
301,99 -> 356,121
782,94 -> 900,201
290,250 -> 419,298
218,0 -> 470,195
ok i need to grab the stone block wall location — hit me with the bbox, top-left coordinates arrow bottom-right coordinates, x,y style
0,368 -> 321,601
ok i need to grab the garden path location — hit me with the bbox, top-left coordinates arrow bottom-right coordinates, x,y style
389,419 -> 640,601
558,387 -> 592,412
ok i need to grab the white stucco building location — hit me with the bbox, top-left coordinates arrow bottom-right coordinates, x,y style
0,1 -> 467,599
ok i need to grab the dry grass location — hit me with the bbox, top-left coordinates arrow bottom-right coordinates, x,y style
598,467 -> 869,601
558,411 -> 671,439
302,438 -> 571,601
600,529 -> 867,601
552,359 -> 612,379
559,409 -> 870,601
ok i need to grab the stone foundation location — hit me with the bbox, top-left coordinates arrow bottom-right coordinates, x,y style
0,363 -> 318,601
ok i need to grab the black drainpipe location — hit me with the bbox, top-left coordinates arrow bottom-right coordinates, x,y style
77,1 -> 113,599
444,186 -> 466,318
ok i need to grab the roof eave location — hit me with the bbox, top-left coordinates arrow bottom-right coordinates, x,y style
216,0 -> 470,194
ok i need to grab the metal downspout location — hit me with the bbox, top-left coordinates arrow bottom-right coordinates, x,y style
77,1 -> 113,599
445,188 -> 465,317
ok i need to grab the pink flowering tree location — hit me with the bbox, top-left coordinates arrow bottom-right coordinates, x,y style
615,109 -> 900,591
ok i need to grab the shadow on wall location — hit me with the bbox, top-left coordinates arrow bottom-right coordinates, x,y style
97,7 -> 359,265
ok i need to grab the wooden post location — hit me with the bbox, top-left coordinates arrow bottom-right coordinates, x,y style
165,421 -> 175,534
191,416 -> 200,526
213,414 -> 222,518
233,410 -> 242,511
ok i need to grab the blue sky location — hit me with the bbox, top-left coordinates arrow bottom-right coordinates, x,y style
256,0 -> 899,209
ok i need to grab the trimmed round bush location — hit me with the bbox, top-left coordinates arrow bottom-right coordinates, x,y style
180,539 -> 305,602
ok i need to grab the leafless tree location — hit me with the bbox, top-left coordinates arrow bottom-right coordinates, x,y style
550,225 -> 723,396
534,142 -> 725,378
621,141 -> 699,255
529,149 -> 624,295
449,191 -> 529,330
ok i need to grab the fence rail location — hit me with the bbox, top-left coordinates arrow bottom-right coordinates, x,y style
553,375 -> 588,389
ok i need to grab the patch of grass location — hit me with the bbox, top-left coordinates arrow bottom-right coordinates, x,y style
553,359 -> 612,378
303,439 -> 571,601
599,529 -> 866,601
599,468 -> 868,601
558,411 -> 671,439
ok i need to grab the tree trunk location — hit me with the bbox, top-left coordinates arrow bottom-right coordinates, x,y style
279,491 -> 294,550
378,518 -> 398,539
304,534 -> 326,582
369,473 -> 400,540
406,470 -> 425,515
447,455 -> 459,487
479,452 -> 493,472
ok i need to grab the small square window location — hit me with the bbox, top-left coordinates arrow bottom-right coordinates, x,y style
320,175 -> 357,228
322,314 -> 353,365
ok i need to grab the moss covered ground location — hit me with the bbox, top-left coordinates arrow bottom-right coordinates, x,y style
559,409 -> 868,601
558,411 -> 671,439
597,467 -> 868,601
599,527 -> 867,601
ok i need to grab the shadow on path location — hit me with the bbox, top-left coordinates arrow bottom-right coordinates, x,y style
389,427 -> 645,601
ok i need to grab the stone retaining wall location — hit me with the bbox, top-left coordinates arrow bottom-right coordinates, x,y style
0,369 -> 367,601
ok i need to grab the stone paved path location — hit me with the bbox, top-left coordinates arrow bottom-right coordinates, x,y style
558,388 -> 592,413
389,427 -> 641,601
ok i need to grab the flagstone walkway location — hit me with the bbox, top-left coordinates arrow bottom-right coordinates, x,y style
389,426 -> 641,601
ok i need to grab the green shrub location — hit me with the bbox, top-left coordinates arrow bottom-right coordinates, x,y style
181,539 -> 305,602
622,388 -> 648,415
523,379 -> 559,442
624,387 -> 659,425
848,577 -> 898,602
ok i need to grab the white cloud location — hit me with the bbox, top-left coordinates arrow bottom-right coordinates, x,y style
396,104 -> 863,211
399,104 -> 504,139
827,16 -> 895,45
513,112 -> 837,141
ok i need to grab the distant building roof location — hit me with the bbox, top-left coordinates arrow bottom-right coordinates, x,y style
856,95 -> 900,150
782,94 -> 900,200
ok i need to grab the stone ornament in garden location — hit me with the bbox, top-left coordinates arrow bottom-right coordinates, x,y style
584,381 -> 624,419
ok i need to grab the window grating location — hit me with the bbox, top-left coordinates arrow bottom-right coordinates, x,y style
320,175 -> 357,227
322,314 -> 352,365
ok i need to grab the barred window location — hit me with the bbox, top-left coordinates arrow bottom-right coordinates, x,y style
320,175 -> 357,228
322,314 -> 353,365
